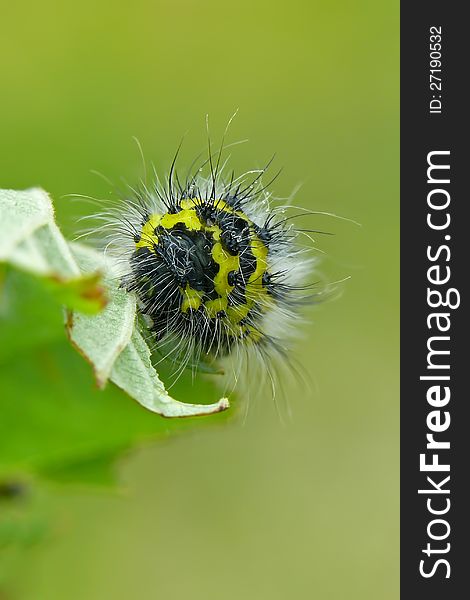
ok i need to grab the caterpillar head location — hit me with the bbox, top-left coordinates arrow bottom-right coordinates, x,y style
101,146 -> 317,386
128,196 -> 273,356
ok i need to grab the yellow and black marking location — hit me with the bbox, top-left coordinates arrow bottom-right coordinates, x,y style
129,198 -> 273,353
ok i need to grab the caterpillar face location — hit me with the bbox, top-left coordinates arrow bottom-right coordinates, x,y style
104,146 -> 315,378
128,197 -> 273,354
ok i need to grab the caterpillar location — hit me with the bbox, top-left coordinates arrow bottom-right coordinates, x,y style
93,137 -> 318,396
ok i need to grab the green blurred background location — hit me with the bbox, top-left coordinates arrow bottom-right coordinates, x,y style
0,0 -> 399,598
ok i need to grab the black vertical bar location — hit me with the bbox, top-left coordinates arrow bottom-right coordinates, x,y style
401,3 -> 467,598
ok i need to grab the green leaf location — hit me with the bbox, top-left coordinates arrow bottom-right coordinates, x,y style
0,188 -> 106,316
68,242 -> 230,417
1,187 -> 229,417
0,340 -> 228,480
0,266 -> 65,363
0,188 -> 53,262
0,187 -> 231,485
111,326 -> 229,417
66,243 -> 137,388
